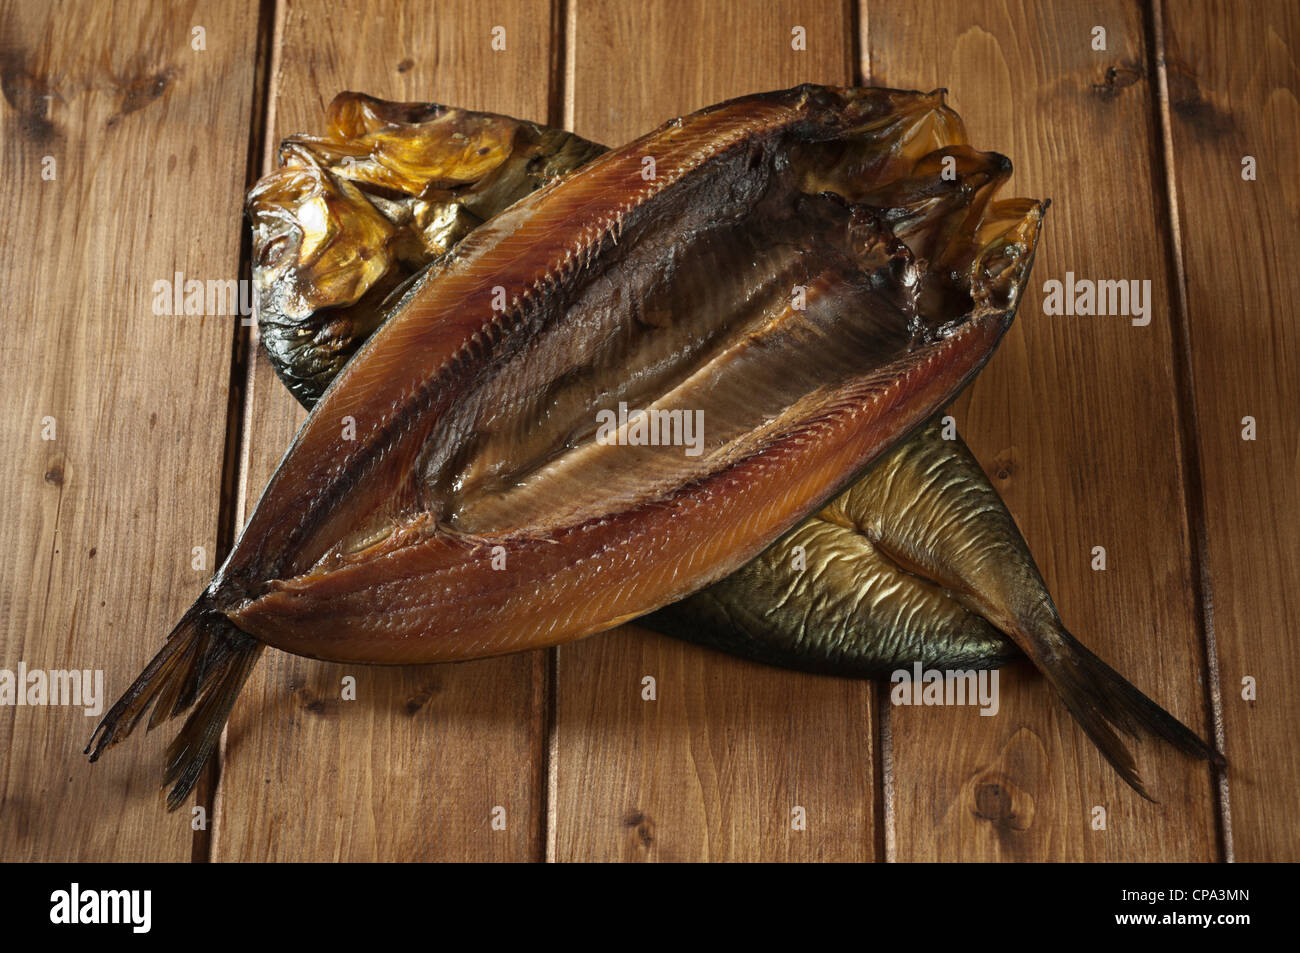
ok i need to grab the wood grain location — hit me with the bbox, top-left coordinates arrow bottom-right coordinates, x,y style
551,0 -> 879,863
0,0 -> 258,859
1161,0 -> 1299,862
209,0 -> 552,862
5,0 -> 1296,864
865,0 -> 1222,860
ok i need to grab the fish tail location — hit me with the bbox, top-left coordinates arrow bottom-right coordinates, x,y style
1026,618 -> 1225,801
85,593 -> 264,811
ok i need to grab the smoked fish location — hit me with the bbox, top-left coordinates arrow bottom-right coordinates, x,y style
89,85 -> 1217,810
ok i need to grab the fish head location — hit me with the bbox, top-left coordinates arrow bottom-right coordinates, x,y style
246,92 -> 606,408
246,143 -> 402,405
779,86 -> 1046,341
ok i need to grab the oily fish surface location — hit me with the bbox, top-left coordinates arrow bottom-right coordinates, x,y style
247,92 -> 606,406
224,87 -> 1041,663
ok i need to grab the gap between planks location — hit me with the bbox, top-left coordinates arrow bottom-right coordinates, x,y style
203,0 -> 284,865
1144,0 -> 1232,863
852,0 -> 894,865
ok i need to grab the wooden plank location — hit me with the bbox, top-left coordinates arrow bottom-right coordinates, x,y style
1161,0 -> 1300,862
552,0 -> 878,863
0,0 -> 258,859
866,0 -> 1221,859
210,0 -> 552,862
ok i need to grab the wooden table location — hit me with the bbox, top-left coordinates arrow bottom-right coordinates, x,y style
2,0 -> 1295,862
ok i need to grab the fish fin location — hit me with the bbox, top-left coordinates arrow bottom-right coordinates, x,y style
1029,621 -> 1225,801
85,595 -> 264,811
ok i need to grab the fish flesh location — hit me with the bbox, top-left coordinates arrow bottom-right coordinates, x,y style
243,94 -> 1222,799
88,86 -> 1218,811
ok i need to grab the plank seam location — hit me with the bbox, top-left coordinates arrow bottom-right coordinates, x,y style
846,0 -> 863,86
202,0 -> 283,865
542,0 -> 569,864
1145,0 -> 1232,863
877,687 -> 894,862
859,0 -> 888,864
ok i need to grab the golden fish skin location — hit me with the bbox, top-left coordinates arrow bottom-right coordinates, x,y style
248,92 -> 605,406
91,85 -> 1044,808
841,417 -> 1221,795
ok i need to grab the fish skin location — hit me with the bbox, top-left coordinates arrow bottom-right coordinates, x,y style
248,92 -> 606,406
817,414 -> 1225,797
88,85 -> 1050,808
647,419 -> 1020,677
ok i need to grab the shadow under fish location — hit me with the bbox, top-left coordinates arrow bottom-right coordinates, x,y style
89,87 -> 1222,810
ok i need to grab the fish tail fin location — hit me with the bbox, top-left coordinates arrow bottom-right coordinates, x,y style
1025,619 -> 1225,801
85,593 -> 264,811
